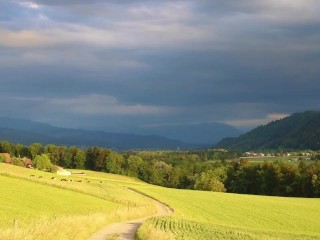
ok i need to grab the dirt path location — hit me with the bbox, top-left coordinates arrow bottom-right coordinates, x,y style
89,190 -> 173,240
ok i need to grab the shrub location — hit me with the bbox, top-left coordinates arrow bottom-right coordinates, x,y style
11,158 -> 25,167
48,164 -> 58,173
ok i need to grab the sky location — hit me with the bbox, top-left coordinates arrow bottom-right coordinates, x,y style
0,0 -> 319,133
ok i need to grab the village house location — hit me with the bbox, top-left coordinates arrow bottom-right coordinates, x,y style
0,153 -> 33,168
22,157 -> 33,168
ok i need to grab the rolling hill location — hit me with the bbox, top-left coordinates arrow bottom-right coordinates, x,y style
0,163 -> 155,240
215,110 -> 320,151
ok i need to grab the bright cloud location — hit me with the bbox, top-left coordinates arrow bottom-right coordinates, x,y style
222,113 -> 289,127
19,1 -> 40,9
49,94 -> 177,116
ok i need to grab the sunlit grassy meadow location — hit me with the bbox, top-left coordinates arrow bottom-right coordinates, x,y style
0,175 -> 118,225
0,163 -> 155,240
2,162 -> 320,240
135,185 -> 320,239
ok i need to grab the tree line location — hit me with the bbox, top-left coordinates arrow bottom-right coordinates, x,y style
1,141 -> 319,197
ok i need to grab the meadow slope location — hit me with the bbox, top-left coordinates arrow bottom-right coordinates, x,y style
135,186 -> 320,240
2,163 -> 320,240
0,164 -> 155,240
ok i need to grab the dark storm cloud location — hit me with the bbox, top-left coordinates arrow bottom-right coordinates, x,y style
0,0 -> 319,130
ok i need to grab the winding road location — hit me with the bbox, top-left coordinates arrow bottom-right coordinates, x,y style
89,190 -> 173,240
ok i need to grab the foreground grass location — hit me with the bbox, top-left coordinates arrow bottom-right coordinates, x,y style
1,208 -> 153,240
3,163 -> 320,240
135,186 -> 320,240
0,164 -> 155,240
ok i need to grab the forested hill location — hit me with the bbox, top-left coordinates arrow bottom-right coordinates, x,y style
215,111 -> 320,151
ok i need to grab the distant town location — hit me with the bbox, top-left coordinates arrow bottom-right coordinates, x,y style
241,151 -> 315,161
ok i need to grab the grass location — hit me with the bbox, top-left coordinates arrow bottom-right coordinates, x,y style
135,185 -> 320,239
0,175 -> 118,226
0,163 -> 156,240
2,163 -> 320,240
138,217 -> 320,240
0,164 -> 152,206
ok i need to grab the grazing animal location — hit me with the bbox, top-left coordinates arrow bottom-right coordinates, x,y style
51,177 -> 56,180
100,181 -> 102,183
30,175 -> 35,177
61,179 -> 68,182
38,176 -> 43,178
87,180 -> 90,183
69,179 -> 73,182
76,180 -> 82,182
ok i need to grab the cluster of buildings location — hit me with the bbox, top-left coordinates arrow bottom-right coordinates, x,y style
241,151 -> 316,160
241,152 -> 275,158
0,153 -> 32,168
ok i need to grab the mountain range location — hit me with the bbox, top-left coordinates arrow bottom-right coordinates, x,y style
103,122 -> 241,145
0,117 -> 240,150
215,111 -> 320,151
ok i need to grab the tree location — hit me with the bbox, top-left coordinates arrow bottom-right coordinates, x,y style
86,146 -> 101,170
311,174 -> 320,197
14,144 -> 24,157
127,155 -> 143,177
29,143 -> 43,160
105,151 -> 124,174
96,149 -> 111,171
150,161 -> 175,187
259,162 -> 280,196
278,162 -> 299,196
44,144 -> 59,164
17,144 -> 31,158
74,149 -> 86,169
307,162 -> 320,197
168,167 -> 182,188
0,141 -> 14,155
194,167 -> 227,192
33,154 -> 55,172
68,146 -> 78,158
56,146 -> 71,167
226,160 -> 249,193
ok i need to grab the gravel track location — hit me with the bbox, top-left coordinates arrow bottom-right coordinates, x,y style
89,190 -> 173,240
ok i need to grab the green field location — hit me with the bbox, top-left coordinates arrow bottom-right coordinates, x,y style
0,175 -> 118,225
135,186 -> 320,239
0,163 -> 155,240
2,163 -> 320,240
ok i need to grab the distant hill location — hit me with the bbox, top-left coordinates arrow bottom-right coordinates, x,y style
0,117 -> 205,150
215,111 -> 320,151
122,122 -> 241,145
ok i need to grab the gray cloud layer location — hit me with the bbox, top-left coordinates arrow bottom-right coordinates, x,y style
0,0 -> 319,131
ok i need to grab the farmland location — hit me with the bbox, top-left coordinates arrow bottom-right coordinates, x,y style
135,186 -> 320,239
2,163 -> 320,240
0,163 -> 155,240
